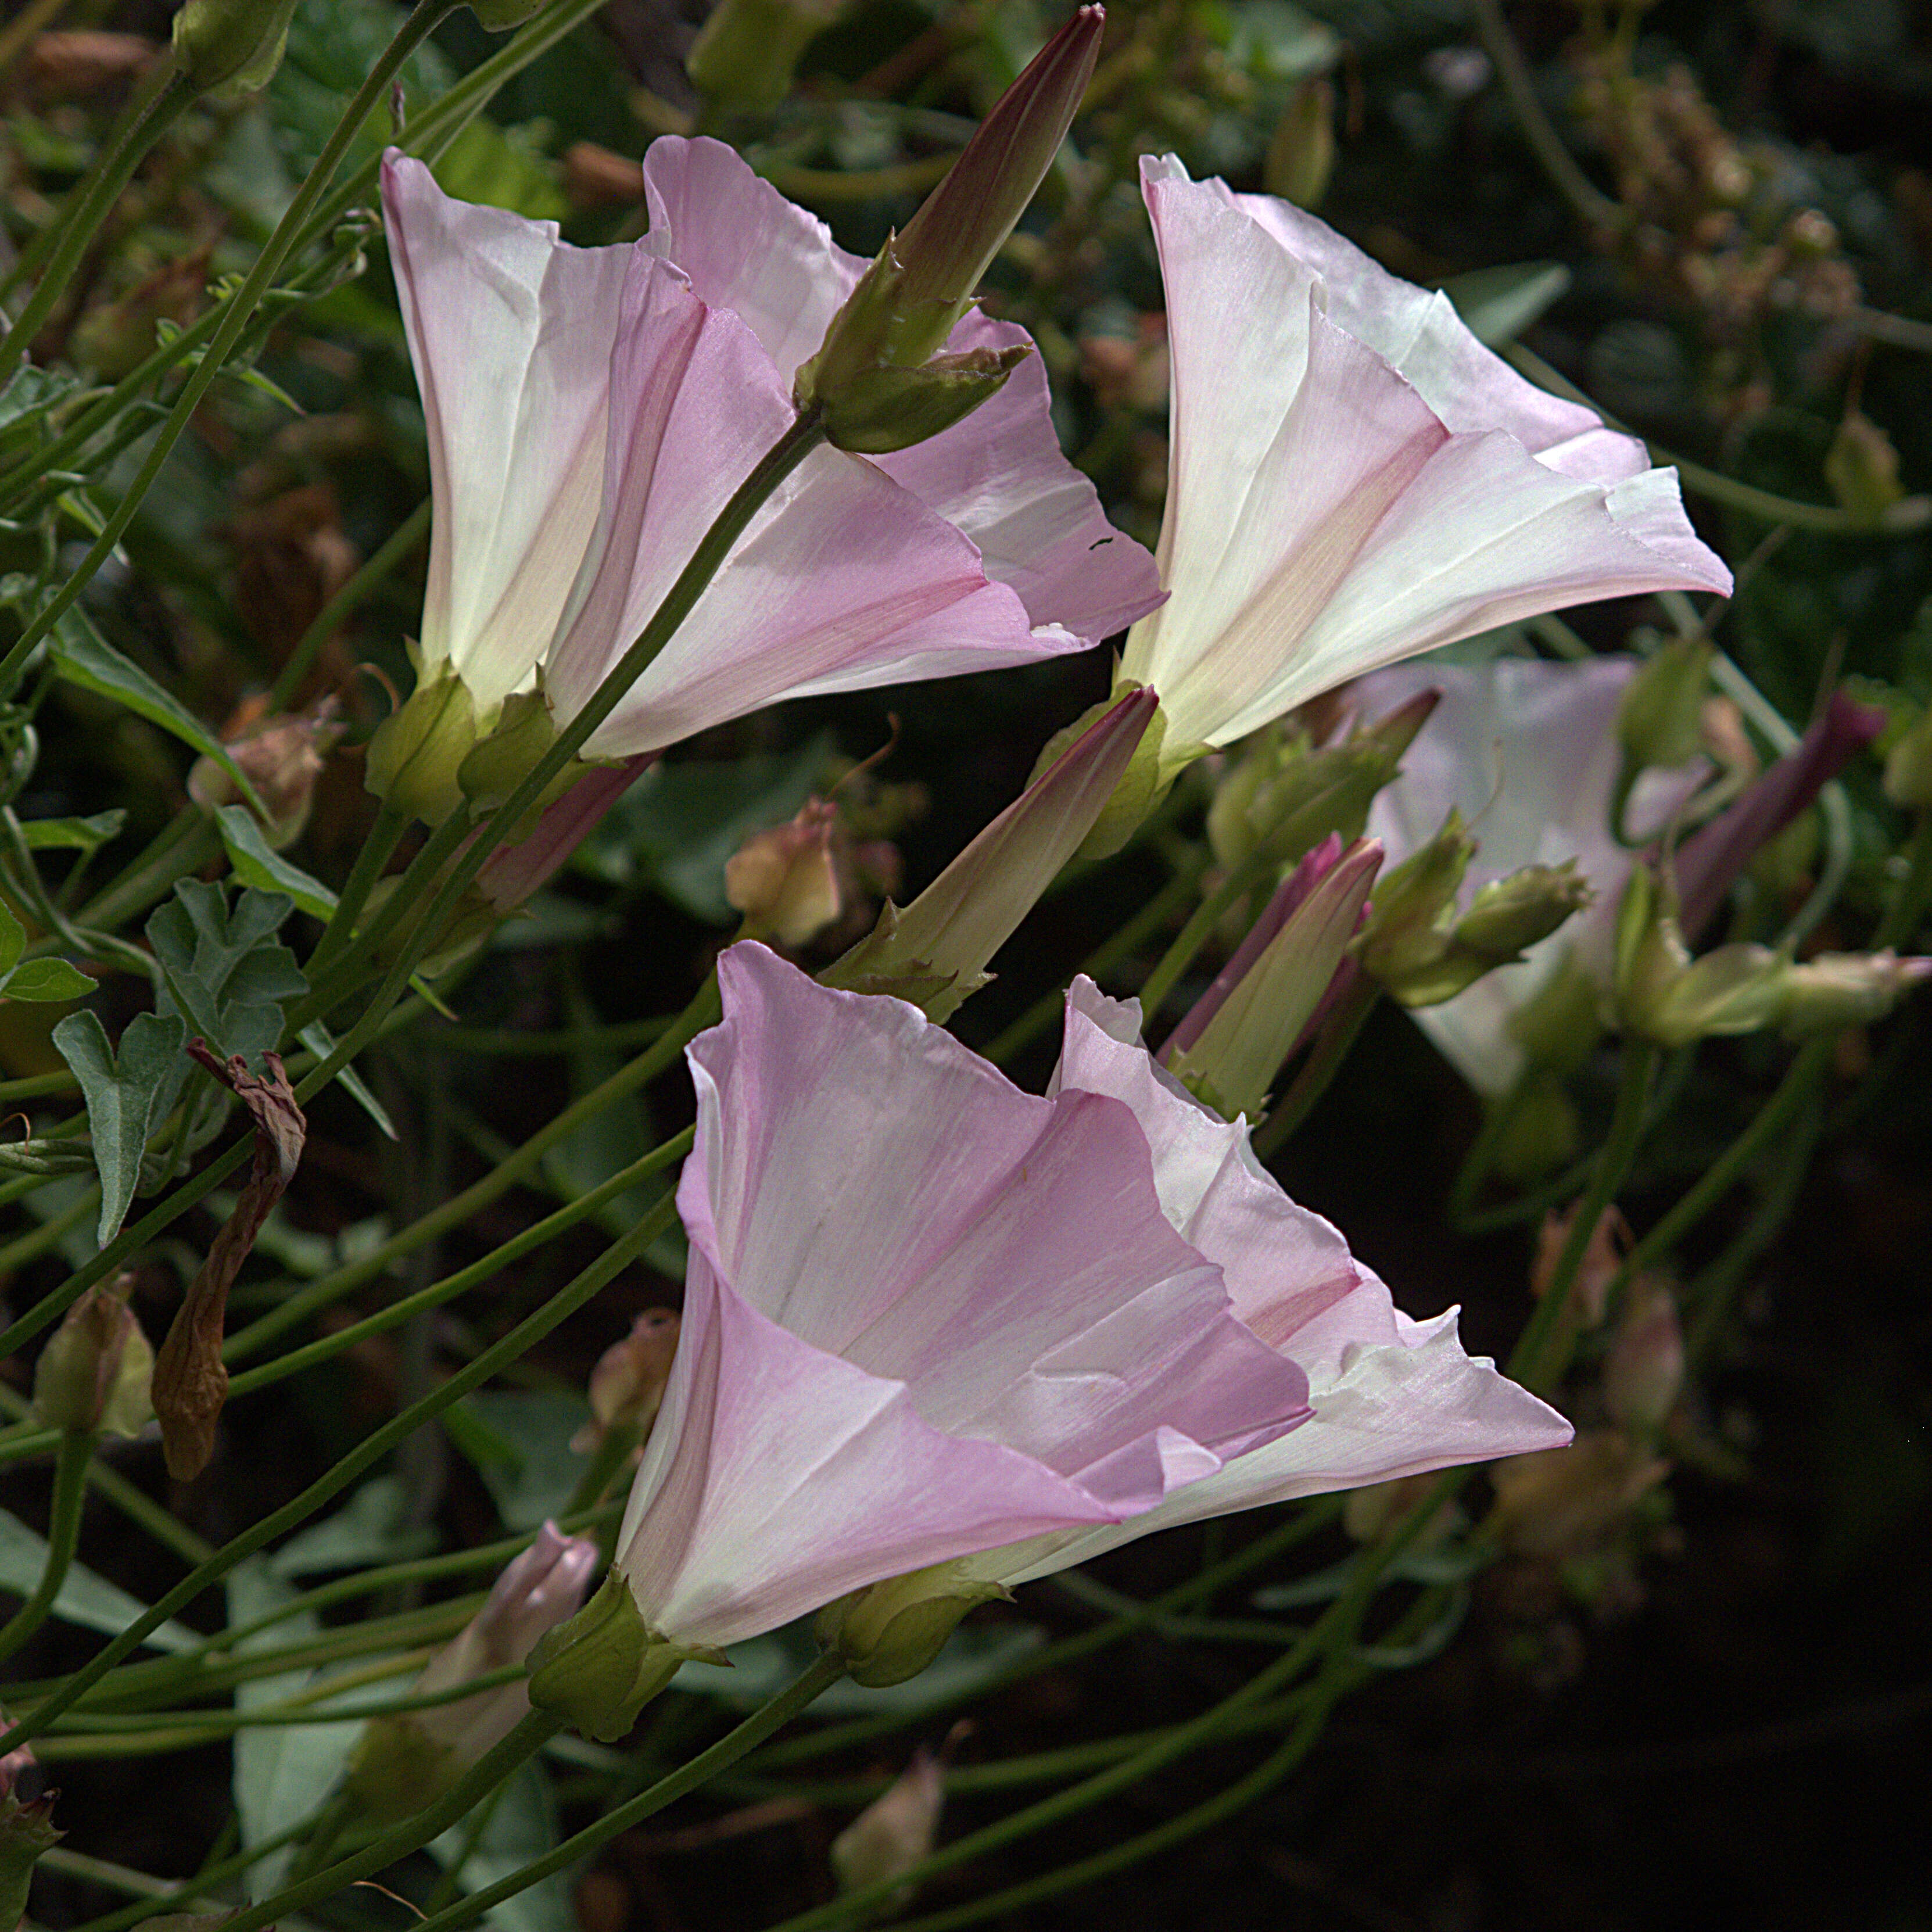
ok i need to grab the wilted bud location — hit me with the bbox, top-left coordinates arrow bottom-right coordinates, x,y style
1264,76 -> 1335,209
1617,636 -> 1712,776
189,697 -> 342,850
725,803 -> 844,948
1163,835 -> 1381,1120
364,667 -> 482,828
823,687 -> 1156,1020
798,8 -> 1103,418
1824,411 -> 1905,528
571,1310 -> 680,1456
817,1561 -> 1009,1689
526,1571 -> 697,1743
1489,1429 -> 1668,1562
31,1276 -> 153,1438
170,0 -> 297,97
0,1784 -> 59,1932
831,1748 -> 946,1908
1532,1202 -> 1629,1331
1603,1277 -> 1684,1435
1779,950 -> 1932,1040
1614,865 -> 1790,1048
349,1524 -> 599,1820
1883,705 -> 1932,809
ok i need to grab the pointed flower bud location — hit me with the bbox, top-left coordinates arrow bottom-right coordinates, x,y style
687,0 -> 849,111
349,1524 -> 601,1819
1356,809 -> 1475,1003
189,697 -> 342,850
831,1747 -> 947,1907
1777,951 -> 1932,1040
799,8 -> 1103,420
31,1275 -> 153,1438
525,1569 -> 700,1743
571,1310 -> 681,1456
823,686 -> 1156,1019
815,346 -> 1034,456
1163,835 -> 1382,1121
725,801 -> 844,948
816,1562 -> 1010,1689
1823,411 -> 1905,528
170,0 -> 297,97
1451,862 -> 1594,965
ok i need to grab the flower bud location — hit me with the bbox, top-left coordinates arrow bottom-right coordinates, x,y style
816,345 -> 1033,456
831,1748 -> 946,1908
364,668 -> 482,828
189,696 -> 341,850
1616,636 -> 1712,776
0,1786 -> 59,1932
1355,810 -> 1474,1003
571,1310 -> 681,1456
1883,705 -> 1932,809
798,9 -> 1103,411
725,802 -> 843,948
1453,863 -> 1594,964
1163,835 -> 1381,1121
816,1562 -> 1009,1689
170,0 -> 297,98
456,689 -> 561,818
1532,1203 -> 1628,1332
823,686 -> 1156,1020
1777,950 -> 1932,1040
1824,411 -> 1905,528
1614,863 -> 1790,1048
31,1276 -> 153,1438
526,1571 -> 696,1742
1603,1277 -> 1683,1435
350,1522 -> 600,1818
687,0 -> 848,111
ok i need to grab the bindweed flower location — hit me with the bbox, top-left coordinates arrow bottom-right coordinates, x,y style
1119,159 -> 1732,777
1357,655 -> 1706,1095
347,1524 -> 598,1822
371,136 -> 1158,822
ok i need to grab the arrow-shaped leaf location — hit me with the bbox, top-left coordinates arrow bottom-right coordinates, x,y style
51,1009 -> 190,1245
147,880 -> 307,1065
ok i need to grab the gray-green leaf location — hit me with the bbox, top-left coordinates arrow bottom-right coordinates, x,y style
1,956 -> 98,1002
147,880 -> 307,1064
51,1008 -> 190,1244
1,1507 -> 202,1653
17,809 -> 127,854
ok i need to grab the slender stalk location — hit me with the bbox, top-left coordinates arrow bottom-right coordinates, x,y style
0,1428 -> 93,1665
303,801 -> 410,984
0,70 -> 193,377
1137,844 -> 1277,1019
399,1655 -> 849,1932
0,0 -> 464,697
270,498 -> 432,707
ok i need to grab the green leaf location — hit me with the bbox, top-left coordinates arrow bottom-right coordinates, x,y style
146,880 -> 307,1064
298,1022 -> 397,1141
269,1476 -> 432,1579
216,804 -> 338,920
0,1507 -> 201,1653
0,900 -> 22,976
51,1008 -> 190,1245
34,596 -> 268,815
430,1767 -> 572,1932
16,809 -> 126,854
1442,261 -> 1572,349
445,1390 -> 586,1531
1,957 -> 98,1002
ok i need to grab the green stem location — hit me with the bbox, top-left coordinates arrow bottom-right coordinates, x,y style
304,801 -> 410,983
67,1815 -> 323,1932
1508,1037 -> 1658,1393
1137,845 -> 1277,1019
1252,974 -> 1379,1157
0,0 -> 463,698
0,70 -> 193,378
0,1190 -> 677,1758
0,1428 -> 93,1665
400,1654 -> 849,1932
270,497 -> 432,707
210,1706 -> 567,1932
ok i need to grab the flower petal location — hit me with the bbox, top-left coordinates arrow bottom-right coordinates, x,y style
381,152 -> 633,711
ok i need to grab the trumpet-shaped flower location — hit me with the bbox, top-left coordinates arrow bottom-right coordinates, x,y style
381,137 -> 1159,764
947,980 -> 1571,1589
1120,157 -> 1733,763
611,942 -> 1313,1651
1357,655 -> 1704,1095
611,944 -> 1564,1650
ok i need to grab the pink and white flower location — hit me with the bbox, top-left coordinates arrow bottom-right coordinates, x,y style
610,945 -> 1565,1646
381,138 -> 1160,761
1119,157 -> 1733,764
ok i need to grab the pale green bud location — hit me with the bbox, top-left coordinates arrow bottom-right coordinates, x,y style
1356,810 -> 1475,1003
1823,412 -> 1905,529
1778,950 -> 1932,1040
365,670 -> 481,828
1882,705 -> 1932,809
1454,863 -> 1594,963
171,0 -> 297,98
1263,76 -> 1335,209
816,1563 -> 1009,1689
819,346 -> 1031,456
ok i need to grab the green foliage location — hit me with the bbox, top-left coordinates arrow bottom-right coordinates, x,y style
0,901 -> 95,1003
146,880 -> 307,1065
50,1008 -> 190,1245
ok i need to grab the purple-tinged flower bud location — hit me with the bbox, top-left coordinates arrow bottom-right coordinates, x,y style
347,1524 -> 599,1819
799,8 -> 1103,435
1163,835 -> 1381,1121
823,686 -> 1156,1020
31,1275 -> 152,1439
831,1747 -> 947,1906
